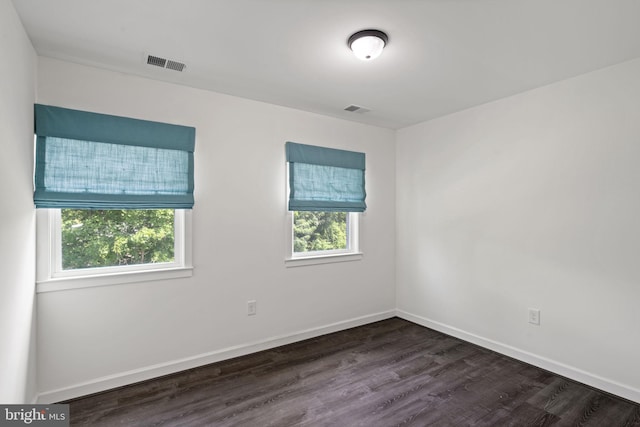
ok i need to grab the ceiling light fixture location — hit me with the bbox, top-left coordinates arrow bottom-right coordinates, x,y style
348,29 -> 388,61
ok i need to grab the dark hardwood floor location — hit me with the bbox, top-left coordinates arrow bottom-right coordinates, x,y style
62,318 -> 640,426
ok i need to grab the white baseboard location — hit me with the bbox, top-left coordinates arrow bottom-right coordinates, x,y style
396,309 -> 640,404
36,310 -> 396,404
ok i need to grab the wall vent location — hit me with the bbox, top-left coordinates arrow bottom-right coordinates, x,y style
146,55 -> 186,72
344,104 -> 371,113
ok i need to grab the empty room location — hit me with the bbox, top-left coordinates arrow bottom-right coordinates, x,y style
1,0 -> 639,425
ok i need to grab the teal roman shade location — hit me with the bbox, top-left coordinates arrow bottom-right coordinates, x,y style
34,104 -> 195,209
286,141 -> 366,212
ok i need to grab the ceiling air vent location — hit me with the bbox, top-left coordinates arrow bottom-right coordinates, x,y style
146,55 -> 186,72
344,104 -> 371,113
166,60 -> 186,72
147,55 -> 167,68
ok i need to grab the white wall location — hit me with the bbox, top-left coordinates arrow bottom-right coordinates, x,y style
0,0 -> 38,404
35,58 -> 396,402
396,58 -> 640,402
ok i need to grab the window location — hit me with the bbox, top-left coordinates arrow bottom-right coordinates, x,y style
37,208 -> 191,291
294,211 -> 348,253
287,210 -> 360,266
293,211 -> 357,255
60,209 -> 177,270
34,104 -> 195,291
285,142 -> 365,266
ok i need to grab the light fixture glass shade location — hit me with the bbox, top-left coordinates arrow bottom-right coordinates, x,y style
348,30 -> 388,61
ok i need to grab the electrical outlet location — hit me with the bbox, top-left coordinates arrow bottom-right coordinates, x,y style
247,300 -> 257,316
528,308 -> 540,325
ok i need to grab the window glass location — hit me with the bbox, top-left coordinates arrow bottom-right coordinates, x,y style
61,209 -> 175,270
293,211 -> 350,254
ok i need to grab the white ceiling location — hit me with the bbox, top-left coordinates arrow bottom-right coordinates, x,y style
12,0 -> 640,129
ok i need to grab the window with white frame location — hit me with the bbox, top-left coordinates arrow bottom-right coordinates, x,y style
292,211 -> 358,257
34,104 -> 195,291
37,208 -> 191,290
285,142 -> 365,265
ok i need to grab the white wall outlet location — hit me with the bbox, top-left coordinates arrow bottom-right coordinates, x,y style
528,308 -> 540,325
247,300 -> 257,316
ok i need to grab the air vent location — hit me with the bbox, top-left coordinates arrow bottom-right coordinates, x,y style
146,55 -> 186,72
147,55 -> 167,68
166,60 -> 186,72
344,104 -> 371,113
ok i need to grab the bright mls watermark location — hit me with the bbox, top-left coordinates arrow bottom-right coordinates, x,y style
0,405 -> 69,426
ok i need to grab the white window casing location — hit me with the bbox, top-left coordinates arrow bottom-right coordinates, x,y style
36,209 -> 193,293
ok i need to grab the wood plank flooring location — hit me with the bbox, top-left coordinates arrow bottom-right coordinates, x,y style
62,318 -> 640,426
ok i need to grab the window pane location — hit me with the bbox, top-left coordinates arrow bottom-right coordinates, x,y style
293,211 -> 348,253
61,209 -> 175,269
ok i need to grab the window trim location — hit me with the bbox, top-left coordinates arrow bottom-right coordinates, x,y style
36,209 -> 193,293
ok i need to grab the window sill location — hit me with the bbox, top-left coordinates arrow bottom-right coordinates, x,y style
36,266 -> 193,293
285,252 -> 363,268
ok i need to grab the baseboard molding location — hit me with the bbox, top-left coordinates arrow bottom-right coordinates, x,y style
36,310 -> 396,404
396,309 -> 640,404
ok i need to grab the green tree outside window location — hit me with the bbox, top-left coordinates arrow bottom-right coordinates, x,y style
293,211 -> 347,253
61,209 -> 175,269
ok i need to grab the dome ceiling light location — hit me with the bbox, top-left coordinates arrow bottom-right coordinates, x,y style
348,29 -> 388,61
